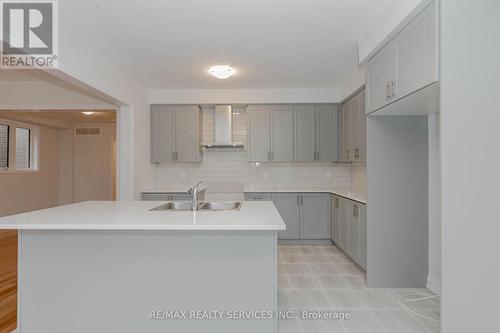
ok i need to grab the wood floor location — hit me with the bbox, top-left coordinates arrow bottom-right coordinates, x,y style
0,231 -> 17,333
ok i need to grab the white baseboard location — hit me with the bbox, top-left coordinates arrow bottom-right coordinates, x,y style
426,273 -> 441,294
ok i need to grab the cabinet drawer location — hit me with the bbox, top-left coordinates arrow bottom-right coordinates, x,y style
141,192 -> 197,201
141,192 -> 169,201
245,193 -> 272,201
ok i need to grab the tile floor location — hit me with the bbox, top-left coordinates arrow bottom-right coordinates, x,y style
278,244 -> 440,333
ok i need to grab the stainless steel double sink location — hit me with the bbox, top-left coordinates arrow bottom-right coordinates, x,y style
150,201 -> 242,211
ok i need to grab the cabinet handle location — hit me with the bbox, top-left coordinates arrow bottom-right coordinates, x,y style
391,81 -> 395,98
386,82 -> 391,100
355,148 -> 359,159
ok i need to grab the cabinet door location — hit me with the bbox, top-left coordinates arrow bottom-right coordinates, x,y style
339,198 -> 349,250
342,100 -> 352,161
300,193 -> 331,239
248,106 -> 271,162
273,194 -> 300,239
271,105 -> 294,162
331,196 -> 341,243
294,105 -> 316,161
367,42 -> 397,113
245,193 -> 272,201
348,204 -> 360,262
175,105 -> 201,162
351,94 -> 361,161
358,90 -> 367,161
151,106 -> 175,163
359,205 -> 367,270
316,105 -> 339,162
396,2 -> 437,99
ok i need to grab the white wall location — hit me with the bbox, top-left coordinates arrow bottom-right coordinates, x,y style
72,122 -> 116,202
0,126 -> 70,217
427,113 -> 440,293
0,80 -> 114,110
54,28 -> 151,200
148,88 -> 341,104
440,1 -> 500,332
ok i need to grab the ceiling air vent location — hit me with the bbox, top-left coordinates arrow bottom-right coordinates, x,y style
75,128 -> 100,136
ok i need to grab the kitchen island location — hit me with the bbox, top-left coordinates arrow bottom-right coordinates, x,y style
0,201 -> 285,333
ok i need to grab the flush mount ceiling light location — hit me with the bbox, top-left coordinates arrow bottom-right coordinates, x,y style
208,65 -> 235,79
82,111 -> 94,115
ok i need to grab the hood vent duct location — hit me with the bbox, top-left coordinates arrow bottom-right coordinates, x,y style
202,105 -> 244,150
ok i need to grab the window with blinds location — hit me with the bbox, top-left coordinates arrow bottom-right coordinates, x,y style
15,127 -> 31,169
0,124 -> 8,169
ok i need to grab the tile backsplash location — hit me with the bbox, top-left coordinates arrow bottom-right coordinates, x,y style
149,107 -> 366,200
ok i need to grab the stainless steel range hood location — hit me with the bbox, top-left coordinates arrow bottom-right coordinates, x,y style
202,105 -> 244,149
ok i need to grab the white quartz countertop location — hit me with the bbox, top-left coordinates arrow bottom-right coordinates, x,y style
0,201 -> 286,231
243,186 -> 367,204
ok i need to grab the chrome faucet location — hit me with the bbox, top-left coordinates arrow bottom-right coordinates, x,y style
189,181 -> 203,211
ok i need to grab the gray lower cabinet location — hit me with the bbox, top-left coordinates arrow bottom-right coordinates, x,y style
359,205 -> 367,269
246,192 -> 331,240
244,193 -> 272,201
339,198 -> 349,249
272,193 -> 301,239
331,196 -> 341,244
331,195 -> 367,270
348,204 -> 360,261
300,193 -> 331,239
141,191 -> 204,201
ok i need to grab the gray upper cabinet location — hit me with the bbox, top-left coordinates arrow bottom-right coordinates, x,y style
247,104 -> 340,163
316,105 -> 339,162
273,193 -> 301,239
358,90 -> 367,161
341,90 -> 366,162
151,106 -> 175,163
151,105 -> 202,163
294,105 -> 316,162
366,1 -> 437,114
396,1 -> 437,99
248,106 -> 271,162
271,105 -> 294,162
175,106 -> 202,162
367,42 -> 397,113
300,193 -> 331,240
342,100 -> 352,161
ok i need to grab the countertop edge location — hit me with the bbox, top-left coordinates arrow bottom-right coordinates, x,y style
244,189 -> 367,205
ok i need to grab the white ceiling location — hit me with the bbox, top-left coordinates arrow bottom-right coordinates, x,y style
60,0 -> 394,89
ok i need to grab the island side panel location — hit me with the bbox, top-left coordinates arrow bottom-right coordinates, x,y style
18,230 -> 278,333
